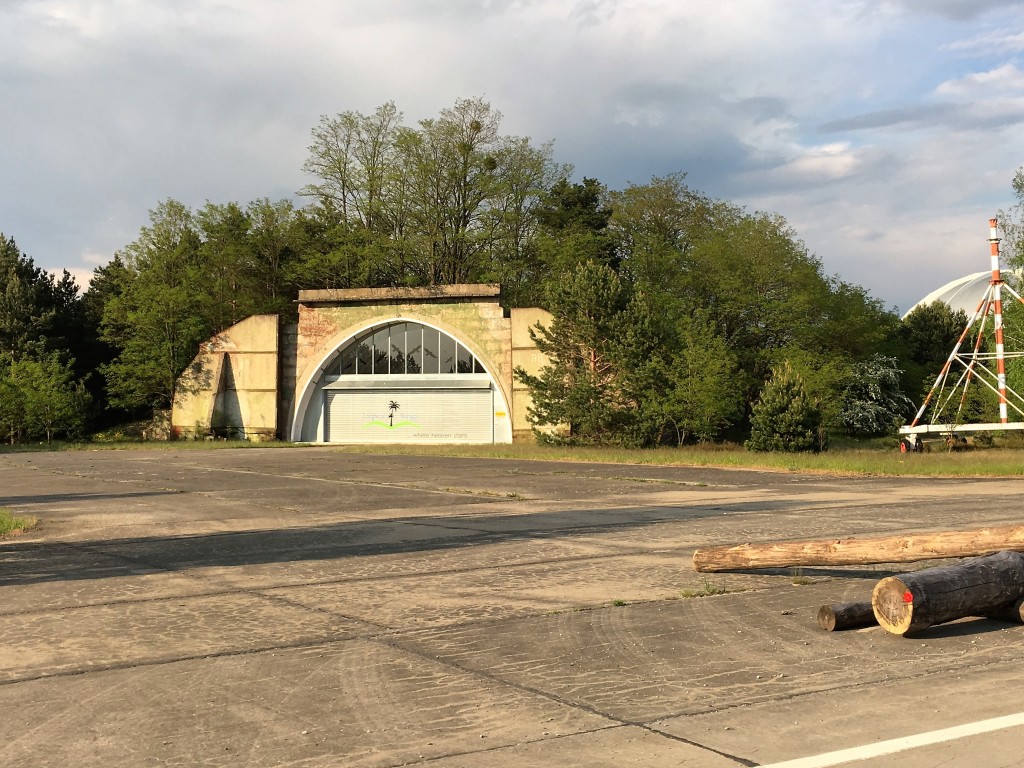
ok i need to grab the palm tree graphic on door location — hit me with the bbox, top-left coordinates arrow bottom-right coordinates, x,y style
363,399 -> 417,430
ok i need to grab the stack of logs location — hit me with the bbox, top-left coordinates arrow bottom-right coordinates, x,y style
691,526 -> 1024,636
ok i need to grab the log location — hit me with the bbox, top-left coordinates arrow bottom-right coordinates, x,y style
692,524 -> 1024,572
871,550 -> 1024,636
816,602 -> 876,632
987,597 -> 1024,624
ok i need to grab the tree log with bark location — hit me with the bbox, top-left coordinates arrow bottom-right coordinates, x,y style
871,550 -> 1024,636
816,602 -> 876,632
692,524 -> 1024,572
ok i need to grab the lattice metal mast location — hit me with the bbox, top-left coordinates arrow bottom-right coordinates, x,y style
899,218 -> 1024,449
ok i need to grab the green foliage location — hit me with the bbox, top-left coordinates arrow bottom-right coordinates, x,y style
534,177 -> 617,267
0,352 -> 91,443
100,200 -> 210,411
645,312 -> 743,445
516,265 -> 744,447
0,234 -> 83,359
840,354 -> 915,436
302,97 -> 564,291
898,301 -> 969,398
999,166 -> 1024,270
746,362 -> 825,452
8,97 -> 916,444
515,261 -> 636,445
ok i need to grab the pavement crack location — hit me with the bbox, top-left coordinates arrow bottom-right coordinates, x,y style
375,634 -> 758,766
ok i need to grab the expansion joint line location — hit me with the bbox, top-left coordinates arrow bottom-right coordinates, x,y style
378,634 -> 756,766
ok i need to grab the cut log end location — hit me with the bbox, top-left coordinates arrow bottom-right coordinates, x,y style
817,601 -> 876,632
872,576 -> 915,635
816,605 -> 838,631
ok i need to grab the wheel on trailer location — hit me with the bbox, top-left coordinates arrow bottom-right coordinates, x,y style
899,439 -> 909,454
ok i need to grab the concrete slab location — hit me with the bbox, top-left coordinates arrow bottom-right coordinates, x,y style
0,640 -> 612,768
3,447 -> 1024,767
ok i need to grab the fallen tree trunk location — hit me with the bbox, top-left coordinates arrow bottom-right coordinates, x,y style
871,550 -> 1024,636
816,602 -> 875,632
692,524 -> 1024,572
988,597 -> 1024,624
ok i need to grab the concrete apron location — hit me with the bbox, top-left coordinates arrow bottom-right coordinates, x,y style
2,447 -> 1023,767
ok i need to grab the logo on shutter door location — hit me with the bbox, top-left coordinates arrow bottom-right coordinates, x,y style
363,399 -> 419,430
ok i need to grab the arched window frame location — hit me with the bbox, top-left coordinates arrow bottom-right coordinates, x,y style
323,321 -> 487,377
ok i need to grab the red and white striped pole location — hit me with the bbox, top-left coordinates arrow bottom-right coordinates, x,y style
990,217 -> 1008,423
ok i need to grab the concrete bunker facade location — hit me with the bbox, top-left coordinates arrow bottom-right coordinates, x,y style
171,284 -> 552,444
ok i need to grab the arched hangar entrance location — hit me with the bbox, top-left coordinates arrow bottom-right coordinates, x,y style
293,320 -> 510,444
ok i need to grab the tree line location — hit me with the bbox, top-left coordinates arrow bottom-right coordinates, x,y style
1,97 -> 1019,446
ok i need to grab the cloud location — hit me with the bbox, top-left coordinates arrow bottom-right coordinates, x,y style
937,63 -> 1024,96
3,0 -> 1024,315
820,104 -> 959,132
887,0 -> 1023,21
948,29 -> 1024,54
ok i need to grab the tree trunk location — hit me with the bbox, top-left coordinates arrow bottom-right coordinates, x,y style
871,550 -> 1024,636
988,597 -> 1024,624
816,602 -> 876,632
692,525 -> 1024,572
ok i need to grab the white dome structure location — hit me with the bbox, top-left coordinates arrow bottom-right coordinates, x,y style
903,269 -> 1023,319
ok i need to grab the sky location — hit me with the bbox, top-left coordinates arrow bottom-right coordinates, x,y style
3,0 -> 1024,314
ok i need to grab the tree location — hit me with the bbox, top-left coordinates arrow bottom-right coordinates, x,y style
515,260 -> 636,445
898,301 -> 970,398
0,234 -> 83,359
100,200 -> 210,411
608,173 -> 714,294
301,98 -> 561,289
746,362 -> 825,452
999,166 -> 1024,270
8,353 -> 91,442
840,354 -> 915,436
0,357 -> 25,444
656,313 -> 744,444
302,101 -> 403,230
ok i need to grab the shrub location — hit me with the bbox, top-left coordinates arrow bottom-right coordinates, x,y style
746,361 -> 825,452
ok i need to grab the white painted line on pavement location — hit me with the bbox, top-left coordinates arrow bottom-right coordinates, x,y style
758,711 -> 1024,768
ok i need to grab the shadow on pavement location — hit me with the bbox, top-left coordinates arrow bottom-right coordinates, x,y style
0,504 -> 722,587
0,491 -> 182,506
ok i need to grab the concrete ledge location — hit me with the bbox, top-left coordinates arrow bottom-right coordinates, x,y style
299,284 -> 501,305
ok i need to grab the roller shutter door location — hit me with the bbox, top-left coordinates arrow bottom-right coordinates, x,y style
325,387 -> 494,443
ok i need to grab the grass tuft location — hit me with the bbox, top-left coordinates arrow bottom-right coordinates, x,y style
0,508 -> 37,538
680,576 -> 731,598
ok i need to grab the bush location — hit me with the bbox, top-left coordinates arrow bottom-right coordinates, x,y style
746,361 -> 825,452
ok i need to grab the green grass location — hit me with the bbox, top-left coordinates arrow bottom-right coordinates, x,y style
2,435 -> 1023,477
0,508 -> 37,538
680,576 -> 731,598
324,441 -> 1024,477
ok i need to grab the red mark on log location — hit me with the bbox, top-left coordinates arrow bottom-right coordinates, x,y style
903,591 -> 914,603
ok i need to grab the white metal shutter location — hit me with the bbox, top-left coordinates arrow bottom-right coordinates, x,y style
325,387 -> 494,443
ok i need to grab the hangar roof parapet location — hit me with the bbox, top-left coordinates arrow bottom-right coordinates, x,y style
298,284 -> 501,306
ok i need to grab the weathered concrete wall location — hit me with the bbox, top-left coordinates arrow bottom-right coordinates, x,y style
289,296 -> 514,442
510,308 -> 553,438
171,315 -> 279,441
279,322 -> 300,440
173,286 -> 554,444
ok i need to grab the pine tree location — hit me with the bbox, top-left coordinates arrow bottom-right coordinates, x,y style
514,260 -> 635,445
746,361 -> 825,452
